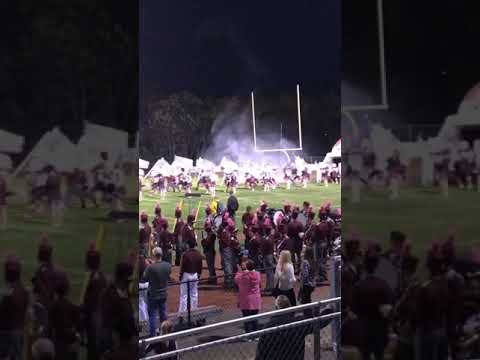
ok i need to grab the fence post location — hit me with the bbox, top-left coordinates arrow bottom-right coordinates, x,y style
330,257 -> 341,359
187,280 -> 192,327
313,303 -> 321,360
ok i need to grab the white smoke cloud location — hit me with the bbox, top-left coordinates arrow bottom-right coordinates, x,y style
202,100 -> 299,167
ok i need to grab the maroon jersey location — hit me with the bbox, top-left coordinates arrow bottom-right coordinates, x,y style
100,285 -> 136,338
181,224 -> 197,248
242,212 -> 254,230
219,229 -> 239,250
312,222 -> 330,244
180,248 -> 203,279
249,233 -> 261,257
260,234 -> 275,256
351,275 -> 393,347
152,215 -> 169,233
276,233 -> 293,253
46,172 -> 62,201
82,271 -> 107,315
287,219 -> 304,250
0,283 -> 29,331
33,264 -> 58,308
201,232 -> 216,251
158,229 -> 173,251
0,176 -> 7,205
413,277 -> 450,332
50,297 -> 81,347
174,219 -> 185,240
139,224 -> 151,246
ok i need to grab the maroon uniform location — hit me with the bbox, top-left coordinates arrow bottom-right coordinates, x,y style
139,224 -> 151,247
180,248 -> 203,280
50,296 -> 82,358
174,219 -> 185,241
201,230 -> 216,252
174,218 -> 185,266
242,211 -> 254,248
152,215 -> 168,233
158,228 -> 173,252
46,170 -> 62,202
33,264 -> 58,308
83,271 -> 107,315
0,176 -> 7,206
249,232 -> 262,258
287,219 -> 304,251
260,234 -> 275,256
100,284 -> 136,341
181,224 -> 197,249
351,275 -> 393,358
0,283 -> 29,332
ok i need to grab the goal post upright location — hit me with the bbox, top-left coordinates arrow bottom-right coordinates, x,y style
251,85 -> 303,154
251,91 -> 258,150
297,84 -> 303,149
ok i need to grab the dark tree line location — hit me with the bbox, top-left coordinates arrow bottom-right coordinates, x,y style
139,90 -> 339,165
1,1 -> 137,161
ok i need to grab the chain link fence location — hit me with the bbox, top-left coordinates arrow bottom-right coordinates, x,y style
139,297 -> 341,360
140,255 -> 341,337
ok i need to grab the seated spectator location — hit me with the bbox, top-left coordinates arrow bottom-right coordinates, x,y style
32,337 -> 55,360
153,320 -> 178,360
255,295 -> 311,360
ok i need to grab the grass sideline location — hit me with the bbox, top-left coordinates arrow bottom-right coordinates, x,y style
342,187 -> 480,262
1,186 -> 137,302
140,183 -> 341,245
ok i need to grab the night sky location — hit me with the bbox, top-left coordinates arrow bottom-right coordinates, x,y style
343,0 -> 480,125
141,0 -> 339,97
140,0 -> 340,155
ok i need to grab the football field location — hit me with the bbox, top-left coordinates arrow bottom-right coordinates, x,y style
1,182 -> 137,302
140,183 -> 341,238
342,187 -> 480,261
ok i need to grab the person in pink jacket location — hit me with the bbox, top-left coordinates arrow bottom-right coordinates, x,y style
235,259 -> 262,333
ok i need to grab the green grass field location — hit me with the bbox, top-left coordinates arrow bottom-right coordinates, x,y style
342,187 -> 480,261
1,187 -> 137,303
140,183 -> 341,239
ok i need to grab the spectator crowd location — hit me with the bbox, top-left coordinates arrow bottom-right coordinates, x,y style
0,237 -> 137,360
139,194 -> 342,358
342,229 -> 480,360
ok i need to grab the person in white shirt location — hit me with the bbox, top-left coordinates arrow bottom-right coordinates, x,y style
274,250 -> 297,306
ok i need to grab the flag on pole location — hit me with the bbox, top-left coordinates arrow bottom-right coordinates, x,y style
195,201 -> 202,222
95,224 -> 106,251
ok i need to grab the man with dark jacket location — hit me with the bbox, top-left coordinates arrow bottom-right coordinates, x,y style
227,191 -> 239,219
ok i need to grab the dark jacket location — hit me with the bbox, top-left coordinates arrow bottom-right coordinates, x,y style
255,313 -> 312,360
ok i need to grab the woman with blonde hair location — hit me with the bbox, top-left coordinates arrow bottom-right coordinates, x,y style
273,250 -> 297,306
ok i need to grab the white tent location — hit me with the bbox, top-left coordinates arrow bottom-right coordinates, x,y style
196,157 -> 216,171
0,154 -> 12,170
139,158 -> 150,169
77,123 -> 129,169
14,127 -> 79,175
219,157 -> 238,172
171,155 -> 193,170
146,158 -> 172,177
0,130 -> 24,154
